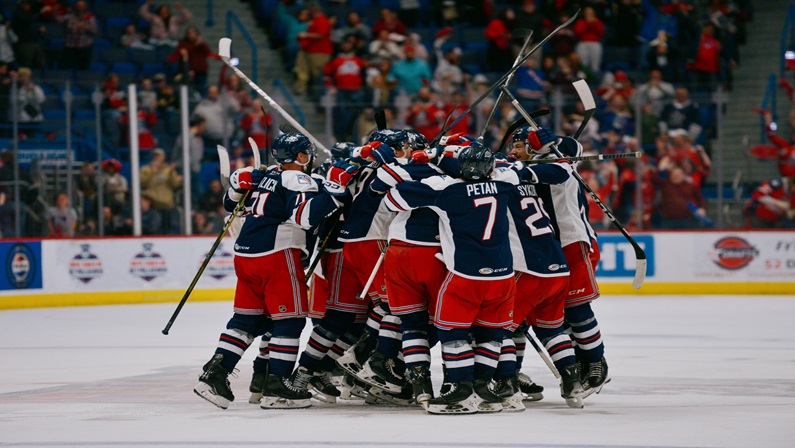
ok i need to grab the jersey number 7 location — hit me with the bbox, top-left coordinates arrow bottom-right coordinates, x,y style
473,196 -> 497,241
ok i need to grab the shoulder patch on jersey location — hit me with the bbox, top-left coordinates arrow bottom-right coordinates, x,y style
281,170 -> 320,192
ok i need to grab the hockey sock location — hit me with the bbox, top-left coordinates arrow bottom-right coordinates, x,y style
512,327 -> 527,372
437,328 -> 474,383
400,311 -> 431,370
493,331 -> 517,381
269,318 -> 306,377
253,324 -> 273,374
377,314 -> 403,358
534,325 -> 576,371
565,302 -> 604,362
299,310 -> 357,371
328,323 -> 364,361
216,328 -> 255,373
363,304 -> 387,352
472,326 -> 502,382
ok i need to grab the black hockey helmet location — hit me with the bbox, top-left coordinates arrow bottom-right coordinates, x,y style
368,128 -> 408,151
405,129 -> 430,152
271,133 -> 315,165
330,141 -> 355,162
512,125 -> 532,143
458,142 -> 495,181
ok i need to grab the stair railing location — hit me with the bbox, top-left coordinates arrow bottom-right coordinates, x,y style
272,79 -> 306,126
759,73 -> 778,143
226,10 -> 258,86
779,3 -> 795,78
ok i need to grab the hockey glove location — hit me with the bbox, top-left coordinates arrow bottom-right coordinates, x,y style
527,128 -> 560,153
410,146 -> 441,165
229,166 -> 265,192
352,141 -> 396,165
439,132 -> 473,147
323,160 -> 358,197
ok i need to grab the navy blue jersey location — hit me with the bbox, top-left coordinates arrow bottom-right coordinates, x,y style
337,165 -> 394,243
223,169 -> 339,257
504,177 -> 569,277
372,162 -> 445,246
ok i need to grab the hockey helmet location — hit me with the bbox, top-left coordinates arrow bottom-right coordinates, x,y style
458,142 -> 495,181
512,126 -> 532,144
330,141 -> 355,162
369,128 -> 408,151
271,133 -> 315,165
405,129 -> 430,152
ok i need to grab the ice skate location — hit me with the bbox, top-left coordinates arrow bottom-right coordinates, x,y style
336,373 -> 367,405
407,365 -> 434,406
356,351 -> 405,393
581,357 -> 610,398
194,354 -> 234,410
248,370 -> 268,404
517,371 -> 544,401
260,368 -> 312,409
368,382 -> 415,406
309,370 -> 341,404
426,381 -> 478,415
336,335 -> 373,377
560,363 -> 585,409
472,379 -> 503,413
493,376 -> 525,412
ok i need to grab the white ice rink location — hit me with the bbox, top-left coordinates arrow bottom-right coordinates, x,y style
1,295 -> 794,448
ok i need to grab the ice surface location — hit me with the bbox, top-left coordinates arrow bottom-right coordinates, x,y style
1,295 -> 794,448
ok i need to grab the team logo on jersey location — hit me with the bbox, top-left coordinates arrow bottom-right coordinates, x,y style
130,243 -> 167,281
204,244 -> 234,280
284,135 -> 300,142
69,244 -> 103,283
479,268 -> 494,275
5,244 -> 35,289
712,237 -> 758,270
548,264 -> 561,271
297,174 -> 311,185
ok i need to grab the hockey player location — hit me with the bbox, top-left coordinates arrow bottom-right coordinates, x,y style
384,143 -> 571,414
511,126 -> 610,397
194,133 -> 358,410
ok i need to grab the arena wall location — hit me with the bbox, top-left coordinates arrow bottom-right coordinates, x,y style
1,231 -> 793,309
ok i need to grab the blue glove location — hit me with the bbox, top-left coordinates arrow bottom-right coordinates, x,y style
527,128 -> 560,153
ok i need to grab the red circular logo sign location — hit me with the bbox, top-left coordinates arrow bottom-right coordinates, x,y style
712,237 -> 758,270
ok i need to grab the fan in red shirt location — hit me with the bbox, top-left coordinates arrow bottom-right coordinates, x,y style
573,7 -> 605,72
743,178 -> 795,228
485,8 -> 516,72
295,3 -> 333,95
405,87 -> 445,141
324,38 -> 366,141
762,111 -> 795,178
371,8 -> 407,37
239,99 -> 272,153
688,23 -> 721,92
167,26 -> 217,93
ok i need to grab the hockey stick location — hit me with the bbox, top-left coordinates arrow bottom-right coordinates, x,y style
162,192 -> 248,335
356,244 -> 387,301
500,85 -> 647,290
219,38 -> 330,157
429,10 -> 579,147
217,145 -> 231,190
477,29 -> 533,143
528,151 -> 642,164
248,137 -> 262,168
497,109 -> 551,152
374,109 -> 387,131
524,328 -> 561,379
572,79 -> 596,140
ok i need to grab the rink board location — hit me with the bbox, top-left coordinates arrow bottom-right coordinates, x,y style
0,231 -> 793,309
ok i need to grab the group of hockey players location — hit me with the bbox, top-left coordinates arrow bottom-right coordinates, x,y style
192,120 -> 610,414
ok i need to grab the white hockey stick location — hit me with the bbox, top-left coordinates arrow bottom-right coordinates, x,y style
356,245 -> 387,301
524,328 -> 560,379
248,137 -> 262,168
218,37 -> 330,157
216,145 -> 231,190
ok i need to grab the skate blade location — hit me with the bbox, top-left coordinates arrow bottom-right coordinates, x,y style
582,377 -> 610,399
248,392 -> 263,404
426,399 -> 479,415
475,399 -> 503,413
367,387 -> 415,406
335,352 -> 363,376
194,383 -> 230,410
501,393 -> 526,412
355,364 -> 403,393
260,396 -> 312,409
336,395 -> 367,405
415,392 -> 433,407
522,392 -> 544,402
565,396 -> 584,409
310,389 -> 339,404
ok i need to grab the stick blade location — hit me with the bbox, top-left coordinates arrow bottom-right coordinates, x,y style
248,137 -> 261,168
217,145 -> 231,190
632,258 -> 647,290
374,110 -> 387,131
218,38 -> 232,60
279,123 -> 300,134
573,79 -> 596,111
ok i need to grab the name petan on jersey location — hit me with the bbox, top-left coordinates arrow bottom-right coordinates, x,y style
372,162 -> 444,246
224,169 -> 337,257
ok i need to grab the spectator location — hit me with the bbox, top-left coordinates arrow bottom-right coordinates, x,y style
120,23 -> 153,50
168,26 -> 214,93
275,3 -> 309,69
515,0 -> 544,43
192,210 -> 215,235
16,67 -> 45,135
432,34 -> 463,101
743,178 -> 795,228
763,111 -> 795,178
199,179 -> 224,214
368,29 -> 403,64
547,11 -> 577,59
121,107 -> 158,150
140,194 -> 163,235
10,0 -> 45,70
56,0 -> 98,70
653,165 -> 707,229
445,90 -> 471,136
139,0 -> 192,47
573,7 -> 605,73
76,161 -> 98,220
659,87 -> 701,136
372,8 -> 407,37
403,33 -> 428,61
366,58 -> 393,107
138,78 -> 158,110
140,148 -> 182,233
294,3 -> 333,96
220,72 -> 251,110
332,11 -> 371,54
513,57 -> 548,113
154,73 -> 177,113
405,86 -> 444,141
634,69 -> 675,116
659,129 -> 711,188
324,37 -> 366,141
639,102 -> 661,147
485,8 -> 515,72
0,13 -> 16,66
387,45 -> 432,96
596,70 -> 634,103
687,22 -> 721,92
612,0 -> 643,48
101,158 -> 128,213
647,30 -> 681,83
192,85 -> 240,148
45,192 -> 78,238
173,114 -> 205,203
598,95 -> 634,136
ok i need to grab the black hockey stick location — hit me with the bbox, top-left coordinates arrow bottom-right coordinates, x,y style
497,109 -> 551,152
528,151 -> 642,164
429,10 -> 580,147
374,109 -> 387,131
477,29 -> 533,143
162,192 -> 248,335
500,85 -> 646,289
